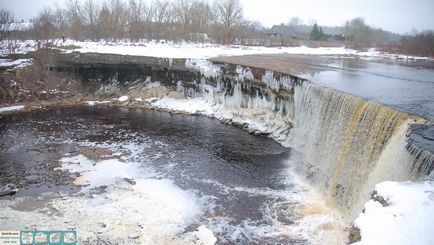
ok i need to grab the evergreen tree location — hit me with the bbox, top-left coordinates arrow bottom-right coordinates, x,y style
310,23 -> 325,41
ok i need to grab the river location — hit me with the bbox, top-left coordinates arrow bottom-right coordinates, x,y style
0,106 -> 345,244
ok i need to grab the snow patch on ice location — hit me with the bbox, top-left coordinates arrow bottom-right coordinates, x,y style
0,105 -> 25,113
353,181 -> 434,245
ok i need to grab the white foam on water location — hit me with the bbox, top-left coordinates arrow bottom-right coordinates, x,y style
26,153 -> 215,244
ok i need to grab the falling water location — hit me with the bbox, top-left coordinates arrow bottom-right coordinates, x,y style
204,67 -> 433,221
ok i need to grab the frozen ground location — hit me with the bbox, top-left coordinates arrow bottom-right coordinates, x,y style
353,181 -> 434,245
1,39 -> 431,60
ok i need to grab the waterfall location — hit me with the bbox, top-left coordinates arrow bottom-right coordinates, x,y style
200,64 -> 434,221
291,82 -> 433,220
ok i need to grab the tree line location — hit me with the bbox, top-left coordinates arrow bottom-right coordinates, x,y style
1,1 -> 433,57
2,0 -> 261,44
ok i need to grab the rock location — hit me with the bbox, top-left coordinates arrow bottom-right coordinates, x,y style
167,91 -> 185,99
129,85 -> 169,99
348,226 -> 361,243
0,183 -> 19,197
123,178 -> 136,186
371,190 -> 389,207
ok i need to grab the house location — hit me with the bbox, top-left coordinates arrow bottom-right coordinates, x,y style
268,24 -> 345,40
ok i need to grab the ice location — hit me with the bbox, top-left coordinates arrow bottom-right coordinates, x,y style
150,96 -> 217,115
0,105 -> 25,113
185,59 -> 221,78
236,65 -> 254,82
118,96 -> 129,102
50,153 -> 210,244
353,181 -> 434,245
59,155 -> 154,189
189,225 -> 217,245
262,70 -> 293,90
86,100 -> 111,106
0,58 -> 32,68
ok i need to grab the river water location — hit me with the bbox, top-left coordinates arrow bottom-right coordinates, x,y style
0,107 -> 344,244
298,57 -> 434,120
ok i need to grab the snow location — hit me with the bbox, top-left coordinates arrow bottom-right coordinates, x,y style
0,40 -> 37,55
0,22 -> 32,32
145,94 -> 292,146
0,39 -> 431,61
51,153 -> 216,244
353,181 -> 434,245
59,40 -> 357,59
118,96 -> 129,102
185,59 -> 221,78
59,155 -> 153,189
86,100 -> 111,106
0,58 -> 32,68
149,96 -> 216,115
0,105 -> 24,113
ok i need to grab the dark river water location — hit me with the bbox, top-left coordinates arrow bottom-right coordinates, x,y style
0,106 -> 341,244
298,57 -> 434,120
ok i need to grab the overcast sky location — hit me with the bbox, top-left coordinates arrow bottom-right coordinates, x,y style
1,0 -> 433,34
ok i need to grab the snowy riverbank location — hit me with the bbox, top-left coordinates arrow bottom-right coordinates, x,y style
1,39 -> 432,61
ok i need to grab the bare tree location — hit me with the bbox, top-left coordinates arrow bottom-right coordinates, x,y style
83,0 -> 100,41
53,6 -> 68,40
190,1 -> 213,36
344,17 -> 372,48
110,0 -> 128,41
0,9 -> 14,40
66,0 -> 85,40
0,9 -> 14,29
142,2 -> 154,39
152,0 -> 173,40
98,5 -> 112,40
32,8 -> 57,46
288,17 -> 302,26
128,0 -> 144,41
213,0 -> 243,43
173,0 -> 193,39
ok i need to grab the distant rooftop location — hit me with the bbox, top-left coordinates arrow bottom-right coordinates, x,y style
268,24 -> 344,39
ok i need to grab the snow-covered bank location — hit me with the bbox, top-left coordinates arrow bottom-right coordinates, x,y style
0,105 -> 25,113
353,181 -> 434,245
65,41 -> 357,59
61,40 -> 433,60
0,58 -> 32,68
2,39 -> 431,61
